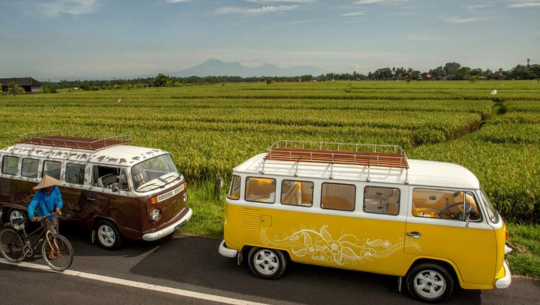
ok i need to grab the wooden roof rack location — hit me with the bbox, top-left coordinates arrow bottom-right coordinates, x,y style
261,141 -> 409,181
17,130 -> 130,151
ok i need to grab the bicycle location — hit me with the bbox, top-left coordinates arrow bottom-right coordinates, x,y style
0,213 -> 74,271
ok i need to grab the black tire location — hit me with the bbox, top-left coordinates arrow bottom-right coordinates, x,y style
0,228 -> 25,263
95,220 -> 122,250
248,247 -> 287,279
405,262 -> 454,303
8,209 -> 27,231
42,234 -> 74,271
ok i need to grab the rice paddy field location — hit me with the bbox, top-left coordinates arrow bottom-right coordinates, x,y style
1,80 -> 539,277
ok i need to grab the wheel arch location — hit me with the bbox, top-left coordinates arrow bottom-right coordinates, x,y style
407,258 -> 463,288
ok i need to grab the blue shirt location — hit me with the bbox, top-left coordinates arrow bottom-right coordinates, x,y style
28,186 -> 63,219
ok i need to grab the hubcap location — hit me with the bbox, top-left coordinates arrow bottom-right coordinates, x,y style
413,270 -> 446,299
98,225 -> 116,247
10,211 -> 25,230
253,249 -> 279,276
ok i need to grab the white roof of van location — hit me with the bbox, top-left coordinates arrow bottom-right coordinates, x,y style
234,153 -> 480,189
1,144 -> 166,167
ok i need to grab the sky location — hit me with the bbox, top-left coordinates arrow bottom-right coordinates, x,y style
0,0 -> 539,79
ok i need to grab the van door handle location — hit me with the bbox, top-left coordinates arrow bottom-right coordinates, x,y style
406,231 -> 421,239
87,197 -> 95,201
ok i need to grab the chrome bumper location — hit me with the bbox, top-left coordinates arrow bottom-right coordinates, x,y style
219,240 -> 238,258
495,261 -> 512,289
142,208 -> 192,241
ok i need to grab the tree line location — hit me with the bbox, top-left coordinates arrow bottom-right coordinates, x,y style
43,60 -> 540,91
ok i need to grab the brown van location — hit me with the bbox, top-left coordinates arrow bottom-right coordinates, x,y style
0,132 -> 191,250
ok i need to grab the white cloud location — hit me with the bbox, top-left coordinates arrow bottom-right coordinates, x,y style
39,0 -> 101,17
354,0 -> 409,4
510,2 -> 540,7
466,5 -> 487,13
165,0 -> 192,3
342,11 -> 368,16
214,5 -> 299,15
245,0 -> 316,2
439,15 -> 484,23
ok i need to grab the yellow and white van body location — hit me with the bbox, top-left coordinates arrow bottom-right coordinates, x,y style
220,144 -> 511,302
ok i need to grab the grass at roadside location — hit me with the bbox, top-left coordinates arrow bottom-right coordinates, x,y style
506,223 -> 540,279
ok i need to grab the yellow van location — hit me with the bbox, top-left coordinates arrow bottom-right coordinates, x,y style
219,141 -> 512,303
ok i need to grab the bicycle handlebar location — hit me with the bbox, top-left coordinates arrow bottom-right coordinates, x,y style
32,213 -> 60,222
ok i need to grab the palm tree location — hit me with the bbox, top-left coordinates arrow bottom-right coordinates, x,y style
7,82 -> 25,95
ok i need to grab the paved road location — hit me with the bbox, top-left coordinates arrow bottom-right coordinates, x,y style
0,225 -> 539,305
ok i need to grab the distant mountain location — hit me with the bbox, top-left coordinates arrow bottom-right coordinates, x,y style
170,59 -> 329,78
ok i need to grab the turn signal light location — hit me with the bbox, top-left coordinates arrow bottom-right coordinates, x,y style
150,197 -> 158,205
505,227 -> 509,240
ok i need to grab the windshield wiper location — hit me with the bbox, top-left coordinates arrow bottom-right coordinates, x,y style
161,175 -> 181,189
137,182 -> 160,192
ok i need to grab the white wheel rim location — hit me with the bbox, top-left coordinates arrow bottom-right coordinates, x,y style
253,249 -> 279,276
413,270 -> 446,299
10,211 -> 25,230
98,225 -> 116,247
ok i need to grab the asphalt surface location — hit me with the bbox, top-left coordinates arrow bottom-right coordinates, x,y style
0,224 -> 539,305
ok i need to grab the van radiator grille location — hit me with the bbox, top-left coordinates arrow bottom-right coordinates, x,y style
242,208 -> 261,231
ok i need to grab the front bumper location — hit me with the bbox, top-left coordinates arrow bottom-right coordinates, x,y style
495,261 -> 512,289
142,208 -> 193,241
219,240 -> 238,258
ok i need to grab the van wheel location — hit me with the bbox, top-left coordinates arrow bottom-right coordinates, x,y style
405,263 -> 454,303
248,247 -> 287,279
9,209 -> 27,231
96,220 -> 122,250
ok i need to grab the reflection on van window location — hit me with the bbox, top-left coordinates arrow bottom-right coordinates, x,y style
412,189 -> 482,221
92,165 -> 120,189
2,156 -> 19,176
281,180 -> 313,207
21,158 -> 39,178
245,177 -> 276,203
66,163 -> 85,185
43,160 -> 61,180
364,186 -> 400,215
321,183 -> 355,211
131,154 -> 179,192
228,175 -> 241,200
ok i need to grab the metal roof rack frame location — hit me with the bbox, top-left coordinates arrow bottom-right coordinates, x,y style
16,130 -> 131,151
261,140 -> 409,183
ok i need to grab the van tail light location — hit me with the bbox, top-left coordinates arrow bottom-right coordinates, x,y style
150,197 -> 158,205
505,227 -> 509,240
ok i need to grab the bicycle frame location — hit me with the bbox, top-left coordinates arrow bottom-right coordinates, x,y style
17,218 -> 58,259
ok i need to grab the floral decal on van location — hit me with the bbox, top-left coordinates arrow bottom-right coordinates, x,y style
260,225 -> 422,266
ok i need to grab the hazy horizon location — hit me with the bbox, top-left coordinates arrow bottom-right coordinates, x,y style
0,0 -> 538,79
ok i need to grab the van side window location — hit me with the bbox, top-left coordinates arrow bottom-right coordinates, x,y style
66,163 -> 85,185
21,158 -> 39,178
364,186 -> 400,215
228,175 -> 241,200
321,183 -> 355,211
281,180 -> 313,207
412,189 -> 482,221
2,156 -> 19,175
118,169 -> 129,191
43,160 -> 61,180
245,177 -> 276,203
92,165 -> 120,189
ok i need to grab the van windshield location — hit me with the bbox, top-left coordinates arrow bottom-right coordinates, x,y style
481,189 -> 500,224
131,154 -> 180,192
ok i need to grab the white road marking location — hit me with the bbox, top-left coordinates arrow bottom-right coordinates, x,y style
0,258 -> 268,305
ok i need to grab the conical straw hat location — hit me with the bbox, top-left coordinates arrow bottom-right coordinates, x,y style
33,175 -> 61,190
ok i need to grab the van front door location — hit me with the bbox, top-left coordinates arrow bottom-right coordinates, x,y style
405,188 -> 497,285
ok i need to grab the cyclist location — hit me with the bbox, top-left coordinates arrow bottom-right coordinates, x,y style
28,175 -> 63,259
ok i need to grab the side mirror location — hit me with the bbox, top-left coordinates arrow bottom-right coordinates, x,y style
111,183 -> 120,192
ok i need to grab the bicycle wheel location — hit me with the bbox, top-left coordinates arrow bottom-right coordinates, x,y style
0,228 -> 24,263
42,234 -> 74,271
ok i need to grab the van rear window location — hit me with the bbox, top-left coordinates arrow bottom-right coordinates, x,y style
321,183 -> 355,211
228,175 -> 241,200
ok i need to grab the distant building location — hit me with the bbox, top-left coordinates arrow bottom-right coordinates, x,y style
0,77 -> 43,93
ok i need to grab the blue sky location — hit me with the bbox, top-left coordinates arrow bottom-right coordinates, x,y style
0,0 -> 538,79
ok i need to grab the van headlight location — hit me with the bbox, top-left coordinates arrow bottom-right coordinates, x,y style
150,209 -> 162,221
183,192 -> 189,203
